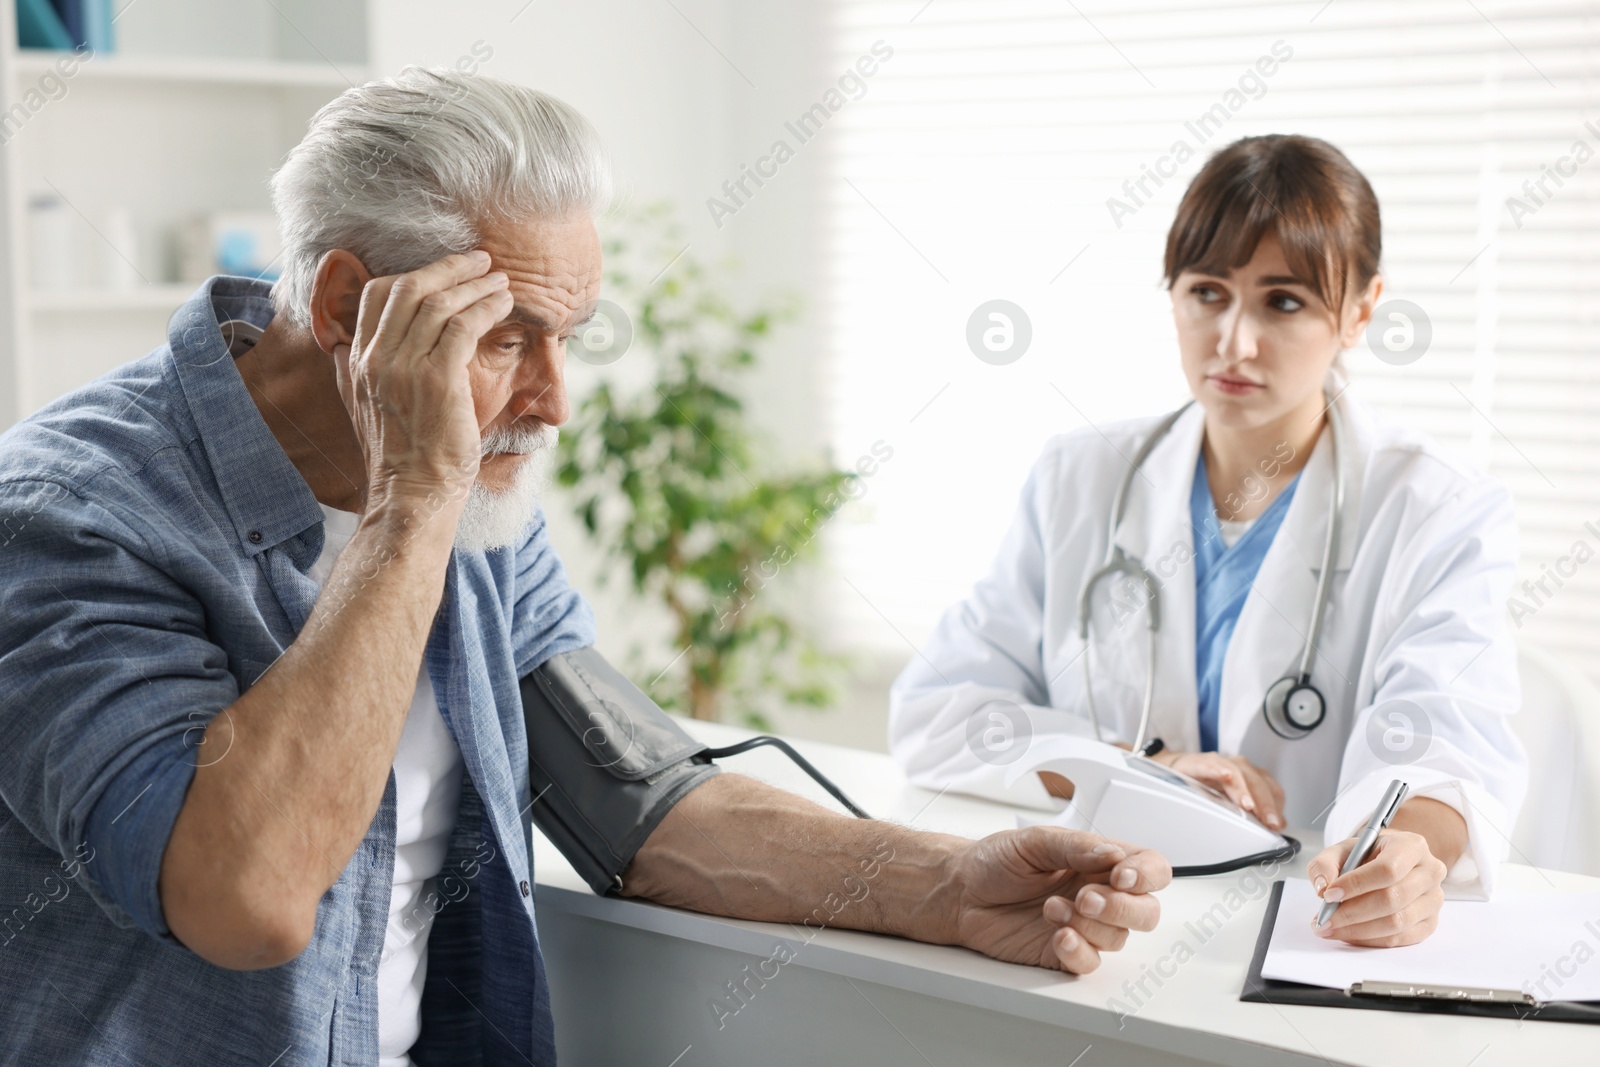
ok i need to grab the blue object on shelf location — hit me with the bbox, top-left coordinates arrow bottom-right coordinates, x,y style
49,0 -> 85,48
83,0 -> 113,52
216,230 -> 281,282
17,0 -> 74,50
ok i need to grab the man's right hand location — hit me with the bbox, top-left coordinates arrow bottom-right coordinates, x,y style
333,249 -> 512,510
948,826 -> 1169,974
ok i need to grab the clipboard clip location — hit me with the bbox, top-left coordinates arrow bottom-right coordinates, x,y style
1349,980 -> 1542,1008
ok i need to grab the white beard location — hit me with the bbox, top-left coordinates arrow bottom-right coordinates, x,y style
453,422 -> 560,553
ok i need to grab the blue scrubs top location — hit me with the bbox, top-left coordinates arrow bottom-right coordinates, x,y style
1191,455 -> 1301,752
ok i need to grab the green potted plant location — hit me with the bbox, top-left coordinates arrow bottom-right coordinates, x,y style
555,203 -> 854,727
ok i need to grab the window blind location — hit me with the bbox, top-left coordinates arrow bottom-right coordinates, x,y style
818,0 -> 1600,679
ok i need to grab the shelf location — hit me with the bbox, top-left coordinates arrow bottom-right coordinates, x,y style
29,285 -> 196,313
11,50 -> 364,89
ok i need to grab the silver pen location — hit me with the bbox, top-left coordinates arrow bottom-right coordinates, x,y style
1315,778 -> 1409,929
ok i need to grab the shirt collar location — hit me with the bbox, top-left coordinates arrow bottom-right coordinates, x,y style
169,276 -> 324,558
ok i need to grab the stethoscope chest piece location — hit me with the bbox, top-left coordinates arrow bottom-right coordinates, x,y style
1263,675 -> 1326,739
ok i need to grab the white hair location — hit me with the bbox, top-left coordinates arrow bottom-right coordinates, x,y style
270,66 -> 612,326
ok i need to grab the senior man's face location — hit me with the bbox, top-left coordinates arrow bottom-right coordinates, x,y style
470,213 -> 601,490
446,214 -> 602,550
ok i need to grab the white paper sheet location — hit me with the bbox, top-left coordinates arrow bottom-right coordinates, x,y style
1260,878 -> 1600,1002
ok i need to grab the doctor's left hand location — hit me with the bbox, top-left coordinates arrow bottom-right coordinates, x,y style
1305,830 -> 1447,947
949,825 -> 1171,974
1150,750 -> 1286,830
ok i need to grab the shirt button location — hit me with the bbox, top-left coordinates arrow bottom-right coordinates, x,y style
520,880 -> 531,898
248,530 -> 263,544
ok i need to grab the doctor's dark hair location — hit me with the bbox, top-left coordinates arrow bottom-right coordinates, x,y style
270,67 -> 613,328
1162,134 -> 1381,319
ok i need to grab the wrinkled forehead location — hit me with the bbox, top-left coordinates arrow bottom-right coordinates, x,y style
478,214 -> 603,329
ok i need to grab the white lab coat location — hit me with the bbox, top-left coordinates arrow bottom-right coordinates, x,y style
889,386 -> 1528,899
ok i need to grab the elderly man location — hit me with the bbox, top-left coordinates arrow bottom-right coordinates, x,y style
0,69 -> 1170,1065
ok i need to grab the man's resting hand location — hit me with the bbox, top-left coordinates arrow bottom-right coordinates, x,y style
948,825 -> 1170,973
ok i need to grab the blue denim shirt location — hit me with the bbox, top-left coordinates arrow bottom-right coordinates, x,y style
0,277 -> 596,1066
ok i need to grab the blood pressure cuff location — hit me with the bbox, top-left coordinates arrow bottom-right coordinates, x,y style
521,645 -> 721,895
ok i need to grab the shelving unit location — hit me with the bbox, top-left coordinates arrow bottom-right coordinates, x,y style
0,0 -> 372,426
12,50 -> 361,88
28,284 -> 194,312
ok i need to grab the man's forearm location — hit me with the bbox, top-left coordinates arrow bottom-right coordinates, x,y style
621,773 -> 964,945
160,493 -> 460,967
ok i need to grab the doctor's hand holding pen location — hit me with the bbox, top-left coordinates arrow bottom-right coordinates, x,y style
1127,760 -> 1467,948
1303,794 -> 1468,948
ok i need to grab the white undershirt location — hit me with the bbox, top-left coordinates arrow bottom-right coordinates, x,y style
307,504 -> 465,1067
1218,516 -> 1255,548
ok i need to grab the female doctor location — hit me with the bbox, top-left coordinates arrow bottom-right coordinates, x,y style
889,134 -> 1527,949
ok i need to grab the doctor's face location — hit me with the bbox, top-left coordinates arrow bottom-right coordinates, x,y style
1170,232 -> 1378,433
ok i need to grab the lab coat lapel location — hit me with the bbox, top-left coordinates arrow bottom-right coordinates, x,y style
1107,404 -> 1206,753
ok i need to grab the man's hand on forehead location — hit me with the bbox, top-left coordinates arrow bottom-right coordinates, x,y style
337,249 -> 513,502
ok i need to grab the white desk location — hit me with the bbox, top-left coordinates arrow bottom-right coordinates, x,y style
532,721 -> 1598,1066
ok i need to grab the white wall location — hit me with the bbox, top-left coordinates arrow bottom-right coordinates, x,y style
373,0 -> 736,672
371,1 -> 896,749
722,3 -> 908,749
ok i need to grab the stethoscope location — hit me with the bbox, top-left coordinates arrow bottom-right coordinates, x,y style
1076,396 -> 1345,750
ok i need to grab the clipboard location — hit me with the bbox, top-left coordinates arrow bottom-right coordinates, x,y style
1240,880 -> 1600,1025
